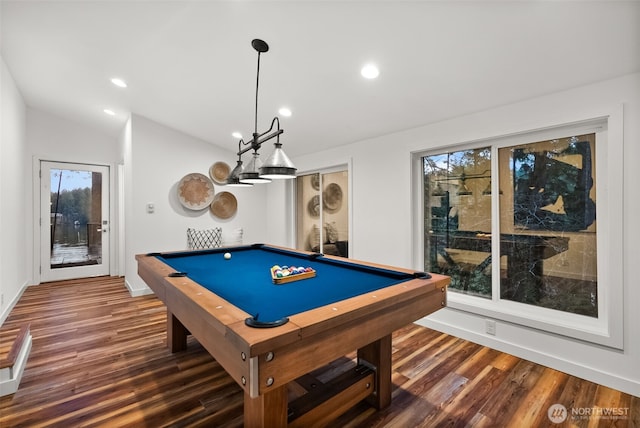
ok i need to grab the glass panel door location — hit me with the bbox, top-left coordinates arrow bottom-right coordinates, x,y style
296,169 -> 349,257
40,161 -> 110,281
296,173 -> 321,251
320,170 -> 348,257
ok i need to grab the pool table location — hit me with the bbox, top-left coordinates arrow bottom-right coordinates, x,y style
136,244 -> 448,427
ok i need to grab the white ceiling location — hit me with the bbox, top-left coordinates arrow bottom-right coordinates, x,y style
2,1 -> 639,157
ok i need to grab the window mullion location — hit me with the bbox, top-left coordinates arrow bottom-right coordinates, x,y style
491,146 -> 501,303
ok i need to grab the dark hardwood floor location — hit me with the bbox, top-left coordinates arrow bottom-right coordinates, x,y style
0,277 -> 637,427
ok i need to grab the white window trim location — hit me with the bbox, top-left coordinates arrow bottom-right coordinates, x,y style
411,108 -> 623,349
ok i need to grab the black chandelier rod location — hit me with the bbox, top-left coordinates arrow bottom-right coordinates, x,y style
236,117 -> 283,157
254,45 -> 261,135
234,39 -> 284,157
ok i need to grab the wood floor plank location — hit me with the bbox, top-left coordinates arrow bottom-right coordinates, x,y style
423,364 -> 499,427
507,367 -> 569,427
0,277 -> 637,427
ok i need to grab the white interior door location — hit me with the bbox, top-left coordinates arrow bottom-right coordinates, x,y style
40,161 -> 110,281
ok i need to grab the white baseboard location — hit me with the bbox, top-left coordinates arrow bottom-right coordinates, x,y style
125,278 -> 154,297
0,281 -> 29,326
0,333 -> 32,397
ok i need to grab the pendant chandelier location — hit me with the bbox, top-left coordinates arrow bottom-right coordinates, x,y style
226,39 -> 297,187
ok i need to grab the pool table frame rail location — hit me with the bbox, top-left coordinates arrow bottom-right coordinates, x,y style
136,248 -> 449,427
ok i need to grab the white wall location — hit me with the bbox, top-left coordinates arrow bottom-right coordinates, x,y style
27,108 -> 120,164
0,57 -> 27,323
123,114 -> 270,294
281,73 -> 640,396
265,179 -> 296,248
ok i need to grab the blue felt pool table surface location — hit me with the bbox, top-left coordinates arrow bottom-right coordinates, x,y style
156,244 -> 421,324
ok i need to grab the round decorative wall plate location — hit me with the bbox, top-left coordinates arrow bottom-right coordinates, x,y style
209,161 -> 231,185
178,173 -> 215,210
323,183 -> 343,211
310,173 -> 320,190
210,191 -> 238,219
307,195 -> 320,217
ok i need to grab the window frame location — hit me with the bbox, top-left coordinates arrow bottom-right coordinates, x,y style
411,112 -> 623,349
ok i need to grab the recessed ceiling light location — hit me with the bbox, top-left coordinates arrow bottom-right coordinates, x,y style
111,77 -> 127,88
103,109 -> 116,116
278,107 -> 292,117
232,132 -> 243,139
361,64 -> 379,79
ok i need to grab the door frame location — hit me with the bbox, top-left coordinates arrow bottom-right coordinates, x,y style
32,157 -> 118,283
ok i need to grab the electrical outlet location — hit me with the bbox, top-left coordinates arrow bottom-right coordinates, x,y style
485,319 -> 496,335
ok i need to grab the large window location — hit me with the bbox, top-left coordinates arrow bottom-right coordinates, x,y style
417,116 -> 623,348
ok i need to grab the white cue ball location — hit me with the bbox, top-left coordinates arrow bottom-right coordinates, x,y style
224,252 -> 231,260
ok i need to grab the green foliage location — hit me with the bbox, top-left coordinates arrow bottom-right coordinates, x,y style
50,187 -> 91,224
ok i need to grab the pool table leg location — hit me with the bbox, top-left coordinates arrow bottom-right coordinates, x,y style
167,310 -> 188,353
358,334 -> 392,409
244,384 -> 287,427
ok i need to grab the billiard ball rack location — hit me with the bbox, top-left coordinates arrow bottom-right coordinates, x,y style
271,265 -> 316,284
